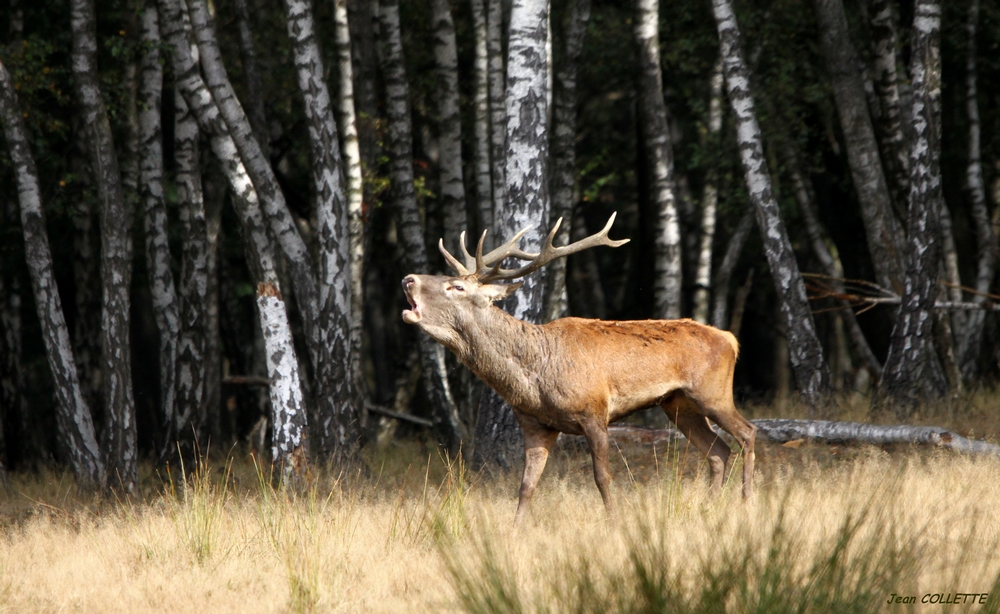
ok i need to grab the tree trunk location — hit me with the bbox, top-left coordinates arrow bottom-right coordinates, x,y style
432,0 -> 468,252
635,0 -> 681,319
487,0 -> 507,242
333,0 -> 368,434
137,1 -> 182,449
786,148 -> 882,377
813,0 -> 905,295
470,0 -> 494,241
202,164 -> 225,444
711,0 -> 833,409
379,0 -> 466,454
475,0 -> 550,470
544,0 -> 591,323
173,90 -> 210,439
710,209 -> 753,330
347,0 -> 379,183
232,0 -> 269,159
865,0 -> 910,220
692,56 -> 724,325
71,0 -> 138,493
283,0 -> 359,463
957,0 -> 998,380
875,0 -> 949,412
0,60 -> 106,490
256,283 -> 309,487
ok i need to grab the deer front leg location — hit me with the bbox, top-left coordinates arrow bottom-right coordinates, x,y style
514,424 -> 560,524
582,421 -> 615,518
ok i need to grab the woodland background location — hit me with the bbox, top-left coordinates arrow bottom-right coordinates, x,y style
0,0 -> 998,490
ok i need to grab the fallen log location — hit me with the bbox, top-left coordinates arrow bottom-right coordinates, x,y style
565,420 -> 1000,457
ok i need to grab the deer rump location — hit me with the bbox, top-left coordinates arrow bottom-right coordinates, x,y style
401,213 -> 756,521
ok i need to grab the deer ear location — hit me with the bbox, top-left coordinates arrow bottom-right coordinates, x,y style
482,281 -> 523,303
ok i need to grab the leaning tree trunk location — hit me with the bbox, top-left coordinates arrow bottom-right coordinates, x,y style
957,0 -> 998,380
256,283 -> 309,487
0,60 -> 106,490
475,0 -> 550,471
379,0 -> 466,454
283,0 -> 359,463
232,0 -> 269,159
544,0 -> 591,322
635,0 -> 681,319
333,0 -> 367,425
137,0 -> 182,447
813,0 -> 906,295
432,0 -> 468,252
471,0 -> 494,241
711,0 -> 833,410
692,56 -> 724,325
71,0 -> 137,493
866,0 -> 910,220
711,209 -> 753,330
875,0 -> 949,412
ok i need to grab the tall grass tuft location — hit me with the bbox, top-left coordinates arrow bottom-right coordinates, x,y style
168,453 -> 231,565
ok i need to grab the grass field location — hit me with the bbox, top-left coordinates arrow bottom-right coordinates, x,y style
1,398 -> 999,613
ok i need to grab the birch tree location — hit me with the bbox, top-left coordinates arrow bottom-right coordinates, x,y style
487,0 -> 508,239
137,0 -> 181,444
475,0 -> 551,469
711,0 -> 833,408
432,0 -> 468,251
71,0 -> 138,492
635,0 -> 681,319
471,0 -> 494,240
379,0 -> 466,453
876,0 -> 949,411
692,57 -> 724,325
283,0 -> 358,462
957,0 -> 998,379
333,0 -> 367,421
0,59 -> 106,490
544,0 -> 591,322
232,0 -> 269,157
813,0 -> 905,294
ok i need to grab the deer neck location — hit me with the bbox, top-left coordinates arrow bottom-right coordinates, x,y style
451,306 -> 549,403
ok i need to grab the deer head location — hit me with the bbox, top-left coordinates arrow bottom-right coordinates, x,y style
401,213 -> 629,349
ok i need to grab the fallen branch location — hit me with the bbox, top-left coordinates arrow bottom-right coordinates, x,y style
564,420 -> 1000,457
365,401 -> 434,428
804,273 -> 1000,312
223,375 -> 271,387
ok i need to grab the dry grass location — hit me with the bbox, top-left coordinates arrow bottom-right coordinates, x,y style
1,425 -> 999,612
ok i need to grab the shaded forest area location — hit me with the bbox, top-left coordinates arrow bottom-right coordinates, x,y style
0,0 -> 998,488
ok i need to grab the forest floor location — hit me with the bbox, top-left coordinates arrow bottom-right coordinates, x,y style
1,393 -> 999,613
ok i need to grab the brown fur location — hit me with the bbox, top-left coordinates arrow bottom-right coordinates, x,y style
402,272 -> 756,522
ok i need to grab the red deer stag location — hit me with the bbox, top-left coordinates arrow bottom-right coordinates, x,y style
401,213 -> 755,520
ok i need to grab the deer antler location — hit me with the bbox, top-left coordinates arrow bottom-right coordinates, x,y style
438,213 -> 629,282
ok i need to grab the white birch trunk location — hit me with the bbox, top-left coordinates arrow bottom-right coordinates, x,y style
957,0 -> 997,379
232,0 -> 269,158
432,0 -> 467,252
283,0 -> 358,461
138,0 -> 181,442
379,0 -> 466,453
71,0 -> 138,492
692,56 -> 724,324
711,0 -> 833,409
635,0 -> 681,319
876,0 -> 949,410
487,0 -> 507,241
0,60 -> 106,490
256,283 -> 309,487
470,0 -> 494,240
333,0 -> 367,428
710,209 -> 753,330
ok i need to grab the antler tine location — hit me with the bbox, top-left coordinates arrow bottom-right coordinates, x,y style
479,227 -> 536,267
439,238 -> 471,276
457,230 -> 479,273
478,213 -> 629,283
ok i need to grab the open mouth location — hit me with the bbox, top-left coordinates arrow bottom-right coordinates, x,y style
402,278 -> 421,323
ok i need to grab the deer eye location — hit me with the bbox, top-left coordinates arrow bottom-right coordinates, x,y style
448,284 -> 465,292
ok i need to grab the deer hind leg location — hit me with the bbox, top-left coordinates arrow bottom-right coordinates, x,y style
703,404 -> 756,499
661,395 -> 731,492
514,425 -> 560,524
581,421 -> 615,518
